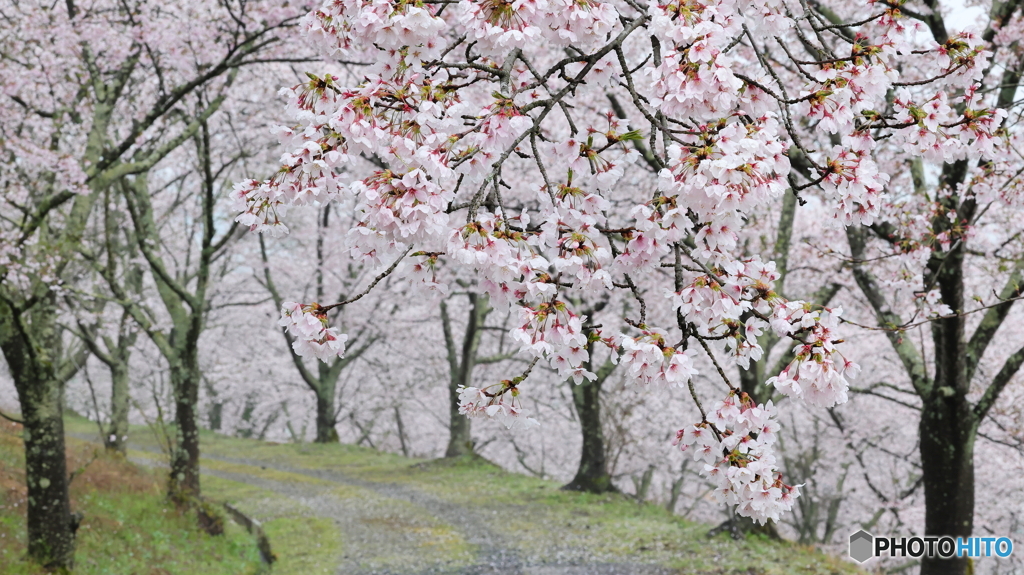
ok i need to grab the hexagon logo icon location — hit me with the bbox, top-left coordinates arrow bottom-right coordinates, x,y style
849,530 -> 874,563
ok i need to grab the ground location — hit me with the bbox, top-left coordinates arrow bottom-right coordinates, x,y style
0,419 -> 261,575
1,416 -> 868,574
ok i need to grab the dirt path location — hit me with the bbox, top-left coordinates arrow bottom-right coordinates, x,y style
201,453 -> 677,575
69,431 -> 678,575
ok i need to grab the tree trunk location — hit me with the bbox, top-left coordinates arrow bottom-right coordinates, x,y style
202,375 -> 223,432
207,402 -> 223,432
169,364 -> 201,503
918,193 -> 975,575
563,375 -> 615,493
918,397 -> 976,575
441,294 -> 489,459
445,379 -> 473,457
314,390 -> 339,443
1,312 -> 77,569
106,361 -> 130,454
22,396 -> 77,568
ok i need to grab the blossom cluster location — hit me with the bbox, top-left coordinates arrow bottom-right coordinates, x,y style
767,305 -> 858,408
619,328 -> 699,388
511,300 -> 596,384
891,87 -> 1007,164
279,302 -> 348,361
675,392 -> 797,524
666,258 -> 782,368
457,381 -> 539,430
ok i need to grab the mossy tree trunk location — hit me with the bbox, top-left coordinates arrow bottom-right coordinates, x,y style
169,360 -> 202,499
77,304 -> 138,454
105,360 -> 131,453
0,115 -> 101,568
315,389 -> 341,443
110,121 -> 239,505
815,3 -> 1024,572
0,300 -> 84,569
84,208 -> 143,454
441,293 -> 508,459
202,375 -> 224,432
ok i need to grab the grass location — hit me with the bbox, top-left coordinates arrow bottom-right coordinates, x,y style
0,419 -> 262,575
60,415 -> 866,575
203,475 -> 341,575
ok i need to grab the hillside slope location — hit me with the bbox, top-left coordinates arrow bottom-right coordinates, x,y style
56,416 -> 864,575
0,419 -> 262,575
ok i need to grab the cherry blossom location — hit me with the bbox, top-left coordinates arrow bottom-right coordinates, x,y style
280,302 -> 348,361
675,391 -> 797,524
237,0 -> 1024,533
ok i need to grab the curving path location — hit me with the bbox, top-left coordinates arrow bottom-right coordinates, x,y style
69,430 -> 678,575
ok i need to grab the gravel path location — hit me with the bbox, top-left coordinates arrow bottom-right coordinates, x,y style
199,453 -> 677,575
68,432 -> 679,575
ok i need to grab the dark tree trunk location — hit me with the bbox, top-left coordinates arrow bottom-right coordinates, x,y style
919,397 -> 975,575
315,390 -> 339,443
919,227 -> 975,575
202,375 -> 223,432
106,362 -> 130,454
1,306 -> 77,569
563,375 -> 615,493
22,401 -> 77,568
169,364 -> 201,502
207,402 -> 223,432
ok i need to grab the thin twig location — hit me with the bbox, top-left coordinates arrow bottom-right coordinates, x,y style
0,409 -> 23,424
323,246 -> 413,311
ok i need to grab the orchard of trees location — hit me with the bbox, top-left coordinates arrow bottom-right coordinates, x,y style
2,0 -> 1023,574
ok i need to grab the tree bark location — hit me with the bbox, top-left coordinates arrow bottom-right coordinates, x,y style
441,294 -> 490,458
919,396 -> 975,575
0,304 -> 78,569
445,380 -> 473,457
169,363 -> 201,502
315,389 -> 339,443
563,372 -> 615,493
258,211 -> 376,446
23,412 -> 76,568
848,204 -> 996,575
106,361 -> 130,454
202,376 -> 223,432
918,189 -> 974,575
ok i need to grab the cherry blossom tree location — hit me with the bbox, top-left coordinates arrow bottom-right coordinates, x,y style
560,296 -> 620,493
258,204 -> 385,443
831,2 -> 1024,573
238,2 -> 1022,574
0,0 -> 303,565
70,293 -> 141,455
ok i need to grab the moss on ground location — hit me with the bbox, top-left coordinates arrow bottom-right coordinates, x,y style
0,419 -> 262,575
